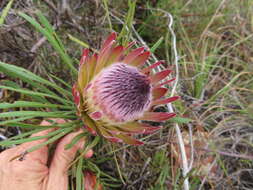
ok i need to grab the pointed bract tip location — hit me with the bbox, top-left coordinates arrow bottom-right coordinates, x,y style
80,49 -> 90,66
83,125 -> 97,135
133,140 -> 144,146
101,32 -> 117,50
142,60 -> 164,74
150,69 -> 172,84
142,126 -> 162,134
152,96 -> 180,106
107,137 -> 123,143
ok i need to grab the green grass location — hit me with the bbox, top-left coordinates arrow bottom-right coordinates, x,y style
0,0 -> 253,189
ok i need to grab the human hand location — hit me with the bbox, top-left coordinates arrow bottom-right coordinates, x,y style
0,119 -> 93,190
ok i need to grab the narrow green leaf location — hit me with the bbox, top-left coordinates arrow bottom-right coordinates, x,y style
65,132 -> 86,150
18,12 -> 77,75
1,80 -> 51,103
0,0 -> 14,26
0,110 -> 75,119
68,34 -> 90,48
5,120 -> 80,129
0,85 -> 73,105
0,116 -> 35,126
69,136 -> 100,168
49,74 -> 72,90
6,126 -> 54,141
1,80 -> 19,88
0,101 -> 73,109
76,157 -> 84,190
102,0 -> 113,30
36,11 -> 66,52
87,161 -> 120,182
4,122 -> 45,129
0,127 -> 64,146
26,126 -> 74,153
0,61 -> 73,101
118,0 -> 137,44
150,36 -> 164,53
169,117 -> 192,124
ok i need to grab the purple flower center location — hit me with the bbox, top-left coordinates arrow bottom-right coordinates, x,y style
92,63 -> 152,123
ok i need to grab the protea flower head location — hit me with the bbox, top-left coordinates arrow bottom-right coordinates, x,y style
72,32 -> 179,145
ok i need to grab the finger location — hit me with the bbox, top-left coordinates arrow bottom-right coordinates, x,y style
46,130 -> 91,190
49,130 -> 85,173
84,149 -> 93,159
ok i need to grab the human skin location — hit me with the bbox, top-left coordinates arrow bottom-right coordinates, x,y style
0,119 -> 93,190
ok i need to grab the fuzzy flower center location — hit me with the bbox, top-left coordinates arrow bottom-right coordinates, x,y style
90,63 -> 152,123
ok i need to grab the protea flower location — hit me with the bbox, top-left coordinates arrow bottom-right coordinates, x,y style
72,32 -> 179,145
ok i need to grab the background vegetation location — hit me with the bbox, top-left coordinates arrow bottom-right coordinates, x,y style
0,0 -> 253,189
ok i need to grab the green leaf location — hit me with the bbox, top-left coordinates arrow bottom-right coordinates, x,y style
0,110 -> 75,119
0,101 -> 73,109
150,36 -> 164,53
49,74 -> 72,90
18,12 -> 77,75
1,80 -> 20,88
0,0 -> 14,26
0,116 -> 35,126
26,127 -> 75,153
36,11 -> 66,52
3,119 -> 81,130
65,132 -> 86,150
2,80 -> 56,102
0,85 -> 73,105
69,136 -> 100,168
0,127 -> 63,146
169,116 -> 192,124
118,0 -> 137,44
102,0 -> 113,30
6,126 -> 54,141
76,157 -> 84,190
3,122 -> 44,129
68,34 -> 90,48
0,61 -> 73,101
